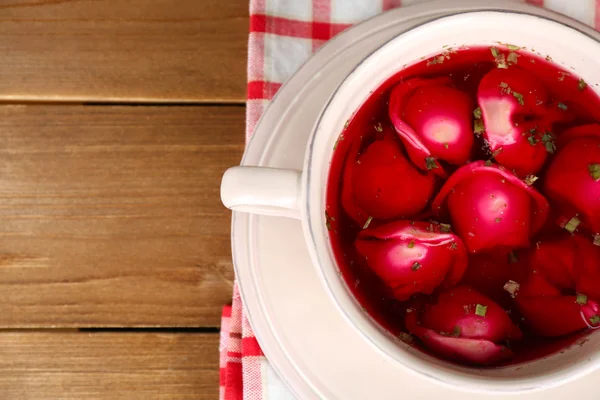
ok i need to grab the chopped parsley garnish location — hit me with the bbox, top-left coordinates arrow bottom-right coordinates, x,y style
528,136 -> 539,146
427,55 -> 446,66
564,216 -> 581,233
440,223 -> 451,233
408,240 -> 415,249
362,216 -> 373,230
411,262 -> 421,271
452,326 -> 461,337
558,102 -> 568,111
558,71 -> 571,82
374,122 -> 383,132
589,164 -> 600,182
491,148 -> 504,158
475,304 -> 488,317
449,242 -> 458,250
508,251 -> 519,264
495,217 -> 502,223
474,119 -> 485,135
484,160 -> 493,167
594,234 -> 600,247
576,293 -> 588,305
490,47 -> 508,69
524,175 -> 539,186
578,79 -> 588,91
444,143 -> 449,149
425,156 -> 438,170
333,133 -> 344,150
473,107 -> 482,119
506,44 -> 521,51
512,91 -> 525,106
507,52 -> 519,65
541,133 -> 556,154
504,280 -> 520,298
398,332 -> 413,344
546,55 -> 553,62
590,315 -> 600,325
325,210 -> 335,231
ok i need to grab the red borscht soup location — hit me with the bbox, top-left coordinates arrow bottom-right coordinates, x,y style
325,45 -> 600,366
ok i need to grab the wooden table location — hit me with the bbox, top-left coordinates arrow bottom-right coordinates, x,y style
0,1 -> 247,398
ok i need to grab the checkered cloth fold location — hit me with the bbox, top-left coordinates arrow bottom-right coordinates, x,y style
221,1 -> 600,399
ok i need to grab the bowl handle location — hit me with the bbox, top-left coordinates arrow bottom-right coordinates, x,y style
220,167 -> 302,220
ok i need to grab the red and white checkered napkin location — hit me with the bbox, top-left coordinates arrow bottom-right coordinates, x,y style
220,1 -> 600,399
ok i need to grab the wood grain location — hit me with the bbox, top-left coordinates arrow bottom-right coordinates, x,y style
0,105 -> 244,327
0,0 -> 248,103
0,331 -> 219,399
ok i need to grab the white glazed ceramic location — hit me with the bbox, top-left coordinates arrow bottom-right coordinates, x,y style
223,5 -> 600,396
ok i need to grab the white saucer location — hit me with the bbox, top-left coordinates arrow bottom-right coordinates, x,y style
232,1 -> 600,398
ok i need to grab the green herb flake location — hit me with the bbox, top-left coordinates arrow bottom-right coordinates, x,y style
440,223 -> 451,233
541,133 -> 556,154
558,71 -> 571,82
504,280 -> 520,298
411,261 -> 422,271
565,216 -> 581,233
408,240 -> 416,249
594,234 -> 600,247
578,79 -> 588,91
444,143 -> 449,149
490,47 -> 508,69
499,82 -> 511,94
508,251 -> 519,264
362,216 -> 373,230
507,44 -> 521,51
452,326 -> 461,337
484,160 -> 493,167
524,175 -> 539,186
398,332 -> 414,344
590,315 -> 600,325
473,107 -> 482,119
577,293 -> 588,305
325,211 -> 334,231
333,133 -> 344,150
449,242 -> 458,250
491,147 -> 504,158
344,119 -> 350,129
495,217 -> 502,223
475,304 -> 488,317
507,52 -> 519,65
474,119 -> 485,135
527,136 -> 539,146
512,91 -> 525,106
427,55 -> 446,66
374,122 -> 383,132
546,55 -> 553,62
558,102 -> 568,111
588,164 -> 600,182
425,156 -> 438,170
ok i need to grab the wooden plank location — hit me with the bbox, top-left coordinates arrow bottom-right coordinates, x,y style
0,331 -> 220,400
0,0 -> 248,103
0,105 -> 244,327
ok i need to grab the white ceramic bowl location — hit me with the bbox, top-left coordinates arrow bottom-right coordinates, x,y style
222,10 -> 600,393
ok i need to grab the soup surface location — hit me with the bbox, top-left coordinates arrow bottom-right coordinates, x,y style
326,45 -> 600,366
